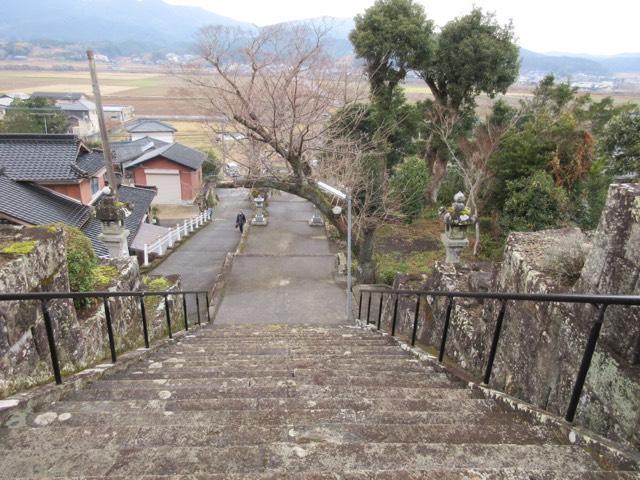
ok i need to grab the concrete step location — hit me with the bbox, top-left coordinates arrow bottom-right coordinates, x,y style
0,421 -> 564,450
0,444 -> 605,477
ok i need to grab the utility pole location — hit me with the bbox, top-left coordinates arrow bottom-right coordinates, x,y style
87,49 -> 118,199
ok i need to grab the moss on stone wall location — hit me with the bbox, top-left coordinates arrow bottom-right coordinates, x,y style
92,265 -> 119,290
1,240 -> 37,255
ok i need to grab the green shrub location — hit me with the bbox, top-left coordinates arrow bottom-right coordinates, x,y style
436,164 -> 465,205
46,224 -> 97,307
500,171 -> 569,232
200,149 -> 220,178
389,155 -> 430,222
92,265 -> 119,289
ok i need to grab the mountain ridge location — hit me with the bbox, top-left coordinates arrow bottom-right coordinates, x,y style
1,0 -> 639,74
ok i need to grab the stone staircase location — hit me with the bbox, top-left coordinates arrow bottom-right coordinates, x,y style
1,323 -> 638,479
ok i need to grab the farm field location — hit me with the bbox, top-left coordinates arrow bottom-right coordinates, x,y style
2,68 -> 640,117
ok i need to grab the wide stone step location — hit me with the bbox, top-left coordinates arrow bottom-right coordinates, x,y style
100,372 -> 458,389
84,380 -> 473,400
104,365 -> 442,382
41,397 -> 501,413
0,444 -> 604,477
129,355 -> 444,374
0,421 -> 564,450
18,472 -> 640,480
175,335 -> 396,345
12,408 -> 528,429
145,346 -> 413,357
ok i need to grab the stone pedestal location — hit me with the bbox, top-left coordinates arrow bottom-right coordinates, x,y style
99,224 -> 130,258
309,206 -> 324,226
251,210 -> 268,226
441,233 -> 468,264
95,192 -> 130,258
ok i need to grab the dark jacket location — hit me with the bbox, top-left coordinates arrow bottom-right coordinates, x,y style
236,212 -> 246,227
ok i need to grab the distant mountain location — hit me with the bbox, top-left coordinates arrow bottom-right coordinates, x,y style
519,49 -> 610,76
1,0 -> 639,75
0,0 -> 251,47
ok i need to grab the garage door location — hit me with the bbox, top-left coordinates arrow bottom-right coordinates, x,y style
146,170 -> 182,204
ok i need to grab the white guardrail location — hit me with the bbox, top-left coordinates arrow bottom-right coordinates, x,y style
143,208 -> 213,266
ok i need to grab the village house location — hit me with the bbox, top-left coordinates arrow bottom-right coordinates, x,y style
121,141 -> 205,204
30,92 -> 100,137
103,104 -> 135,124
0,133 -> 160,257
125,118 -> 176,143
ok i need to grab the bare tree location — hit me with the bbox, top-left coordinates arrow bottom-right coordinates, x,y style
431,105 -> 518,255
179,22 -> 395,281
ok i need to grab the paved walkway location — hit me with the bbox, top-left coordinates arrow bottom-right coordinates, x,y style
215,192 -> 346,325
151,188 -> 251,293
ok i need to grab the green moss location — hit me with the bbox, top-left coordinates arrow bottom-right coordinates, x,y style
1,240 -> 37,255
92,265 -> 119,289
144,276 -> 172,291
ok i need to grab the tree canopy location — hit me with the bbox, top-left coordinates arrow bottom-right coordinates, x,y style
0,97 -> 69,134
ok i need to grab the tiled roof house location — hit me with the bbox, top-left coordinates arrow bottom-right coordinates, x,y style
0,134 -> 157,257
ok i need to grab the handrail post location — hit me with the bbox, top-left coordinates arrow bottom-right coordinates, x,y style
358,290 -> 363,320
366,292 -> 372,325
164,294 -> 172,338
196,293 -> 202,326
143,244 -> 149,266
391,294 -> 399,336
565,303 -> 608,422
483,299 -> 508,385
40,299 -> 62,385
411,295 -> 421,347
139,296 -> 150,348
438,297 -> 454,362
377,293 -> 383,330
176,223 -> 181,241
103,297 -> 117,363
205,292 -> 212,323
182,294 -> 189,331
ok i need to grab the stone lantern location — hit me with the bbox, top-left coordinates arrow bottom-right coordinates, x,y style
309,205 -> 324,226
440,191 -> 475,263
95,191 -> 130,258
251,195 -> 268,226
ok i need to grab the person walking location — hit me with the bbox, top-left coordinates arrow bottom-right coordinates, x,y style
235,210 -> 247,233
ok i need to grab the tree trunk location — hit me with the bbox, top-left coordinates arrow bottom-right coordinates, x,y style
356,226 -> 376,284
424,146 -> 448,205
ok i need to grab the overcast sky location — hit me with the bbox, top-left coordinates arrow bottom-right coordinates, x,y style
164,0 -> 638,55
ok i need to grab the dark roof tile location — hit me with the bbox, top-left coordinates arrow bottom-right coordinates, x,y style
0,134 -> 86,182
125,142 -> 205,170
125,119 -> 177,133
0,175 -> 91,227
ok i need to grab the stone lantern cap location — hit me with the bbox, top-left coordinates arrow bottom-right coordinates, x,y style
95,192 -> 128,223
440,191 -> 475,227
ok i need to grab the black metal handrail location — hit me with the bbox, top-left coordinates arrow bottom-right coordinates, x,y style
0,289 -> 212,386
354,286 -> 640,423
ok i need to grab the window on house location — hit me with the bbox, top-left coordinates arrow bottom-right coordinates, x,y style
91,177 -> 100,195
